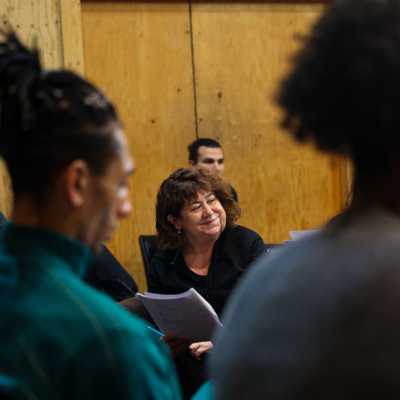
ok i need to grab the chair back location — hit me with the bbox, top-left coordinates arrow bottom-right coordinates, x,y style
138,235 -> 158,285
85,244 -> 138,301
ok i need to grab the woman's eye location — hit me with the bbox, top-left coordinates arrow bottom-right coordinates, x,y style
208,197 -> 217,204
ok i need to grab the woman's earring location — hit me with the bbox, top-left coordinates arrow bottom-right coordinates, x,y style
177,228 -> 182,235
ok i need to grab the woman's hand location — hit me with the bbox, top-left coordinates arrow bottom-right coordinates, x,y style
189,341 -> 213,359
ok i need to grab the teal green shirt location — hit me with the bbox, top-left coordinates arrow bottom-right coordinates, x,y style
0,224 -> 181,399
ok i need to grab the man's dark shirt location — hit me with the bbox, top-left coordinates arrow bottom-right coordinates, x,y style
85,245 -> 138,301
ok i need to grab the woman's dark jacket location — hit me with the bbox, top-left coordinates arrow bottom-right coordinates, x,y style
148,225 -> 265,316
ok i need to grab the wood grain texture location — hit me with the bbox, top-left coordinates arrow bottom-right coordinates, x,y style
191,2 -> 350,242
82,1 -> 196,289
59,0 -> 85,73
0,0 -> 65,216
0,0 -> 63,68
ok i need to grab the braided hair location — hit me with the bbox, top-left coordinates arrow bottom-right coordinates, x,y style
0,31 -> 121,199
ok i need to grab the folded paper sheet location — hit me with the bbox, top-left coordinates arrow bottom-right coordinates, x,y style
136,288 -> 222,341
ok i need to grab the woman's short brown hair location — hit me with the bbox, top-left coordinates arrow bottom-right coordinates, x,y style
156,167 -> 240,249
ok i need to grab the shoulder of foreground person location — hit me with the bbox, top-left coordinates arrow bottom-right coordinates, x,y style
35,272 -> 180,400
0,268 -> 182,399
210,221 -> 400,399
63,318 -> 182,399
56,277 -> 182,399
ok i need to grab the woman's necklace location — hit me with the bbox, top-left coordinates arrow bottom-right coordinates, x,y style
185,253 -> 211,276
189,262 -> 210,276
184,241 -> 214,276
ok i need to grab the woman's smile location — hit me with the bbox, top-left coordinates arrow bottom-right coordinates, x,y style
200,216 -> 218,225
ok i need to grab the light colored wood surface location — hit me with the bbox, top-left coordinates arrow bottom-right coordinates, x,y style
82,1 -> 196,289
192,2 -> 348,243
0,0 -> 67,216
59,0 -> 85,74
0,0 -> 63,69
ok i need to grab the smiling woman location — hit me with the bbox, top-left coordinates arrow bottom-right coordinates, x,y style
155,168 -> 240,253
149,167 -> 265,398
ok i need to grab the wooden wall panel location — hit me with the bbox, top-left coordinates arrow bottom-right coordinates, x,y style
0,0 -> 66,217
59,0 -> 85,74
82,2 -> 195,289
0,0 -> 350,288
0,0 -> 63,69
192,3 -> 349,242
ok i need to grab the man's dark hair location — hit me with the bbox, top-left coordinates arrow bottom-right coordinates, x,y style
278,0 -> 400,174
0,31 -> 120,200
188,138 -> 222,163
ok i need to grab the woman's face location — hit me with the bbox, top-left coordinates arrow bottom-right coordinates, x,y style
171,190 -> 226,242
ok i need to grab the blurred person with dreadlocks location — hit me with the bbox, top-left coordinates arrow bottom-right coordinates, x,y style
0,32 -> 181,399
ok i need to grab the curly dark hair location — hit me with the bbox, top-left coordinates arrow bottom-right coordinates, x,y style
156,168 -> 240,249
278,0 -> 400,173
